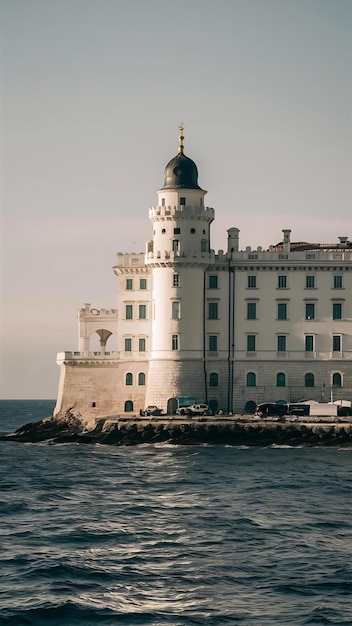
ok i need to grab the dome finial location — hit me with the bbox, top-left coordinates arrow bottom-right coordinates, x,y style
178,123 -> 184,153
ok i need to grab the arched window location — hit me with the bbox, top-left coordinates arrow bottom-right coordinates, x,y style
138,372 -> 145,386
209,373 -> 218,387
126,372 -> 133,386
276,372 -> 286,387
124,400 -> 133,412
246,372 -> 256,387
305,373 -> 315,387
332,372 -> 342,387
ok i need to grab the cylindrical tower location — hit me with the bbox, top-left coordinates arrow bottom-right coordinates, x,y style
145,126 -> 215,410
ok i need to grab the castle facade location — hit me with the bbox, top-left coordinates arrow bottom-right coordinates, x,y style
54,132 -> 352,418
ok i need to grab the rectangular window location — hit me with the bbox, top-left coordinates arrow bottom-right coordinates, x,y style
172,239 -> 179,252
277,303 -> 287,320
209,275 -> 218,289
138,338 -> 146,352
209,335 -> 218,351
247,335 -> 256,351
172,301 -> 180,319
161,198 -> 165,206
333,275 -> 343,289
306,303 -> 315,320
174,227 -> 181,234
173,274 -> 179,287
333,335 -> 341,352
333,303 -> 342,320
305,335 -> 314,352
277,335 -> 286,351
124,338 -> 132,352
126,278 -> 133,290
126,304 -> 133,319
247,302 -> 257,320
208,302 -> 218,319
306,275 -> 315,289
248,275 -> 257,288
201,240 -> 207,252
139,304 -> 146,319
172,334 -> 179,350
140,278 -> 147,290
180,197 -> 186,205
278,275 -> 287,289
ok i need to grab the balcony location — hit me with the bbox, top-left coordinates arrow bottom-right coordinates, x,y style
57,351 -> 120,362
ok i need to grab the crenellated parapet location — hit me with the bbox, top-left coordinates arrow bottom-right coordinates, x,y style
79,304 -> 118,320
149,204 -> 215,222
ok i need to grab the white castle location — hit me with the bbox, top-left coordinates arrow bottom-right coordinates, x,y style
54,128 -> 352,418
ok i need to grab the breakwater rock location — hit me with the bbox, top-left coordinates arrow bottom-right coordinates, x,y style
2,412 -> 352,446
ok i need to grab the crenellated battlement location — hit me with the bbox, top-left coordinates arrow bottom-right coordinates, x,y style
79,304 -> 118,320
149,205 -> 215,221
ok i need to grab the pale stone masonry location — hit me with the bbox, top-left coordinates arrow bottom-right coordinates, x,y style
54,133 -> 352,419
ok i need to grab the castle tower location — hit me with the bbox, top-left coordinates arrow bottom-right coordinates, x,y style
144,126 -> 215,411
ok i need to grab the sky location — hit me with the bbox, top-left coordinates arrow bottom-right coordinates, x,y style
1,0 -> 351,399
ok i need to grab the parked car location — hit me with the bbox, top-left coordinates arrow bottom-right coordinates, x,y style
177,403 -> 210,416
143,405 -> 163,416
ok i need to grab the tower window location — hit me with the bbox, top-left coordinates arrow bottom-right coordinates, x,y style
174,227 -> 181,234
172,274 -> 179,287
172,334 -> 179,350
276,372 -> 286,387
332,335 -> 341,352
172,301 -> 180,319
201,240 -> 207,252
161,228 -> 166,234
247,335 -> 256,351
191,228 -> 196,234
277,303 -> 287,320
172,239 -> 180,252
277,335 -> 286,351
180,197 -> 186,205
208,302 -> 218,319
332,372 -> 342,387
247,302 -> 257,320
246,372 -> 256,387
209,373 -> 219,387
209,335 -> 218,351
209,275 -> 218,289
161,198 -> 165,206
305,335 -> 314,352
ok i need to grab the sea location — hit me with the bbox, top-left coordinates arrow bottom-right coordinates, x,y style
0,400 -> 351,626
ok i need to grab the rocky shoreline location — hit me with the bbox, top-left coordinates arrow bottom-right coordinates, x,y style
1,411 -> 352,446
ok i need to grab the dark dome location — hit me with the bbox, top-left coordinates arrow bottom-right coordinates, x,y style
161,152 -> 202,190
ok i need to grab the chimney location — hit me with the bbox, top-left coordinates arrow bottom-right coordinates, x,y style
227,228 -> 240,254
338,236 -> 348,247
282,229 -> 291,253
